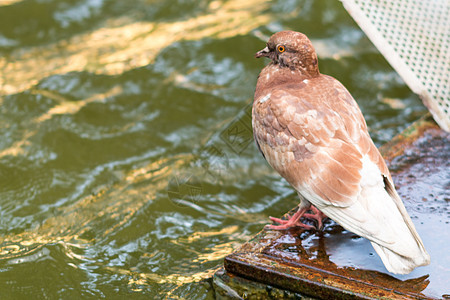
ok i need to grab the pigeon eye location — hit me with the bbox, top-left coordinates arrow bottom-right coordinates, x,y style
277,45 -> 285,53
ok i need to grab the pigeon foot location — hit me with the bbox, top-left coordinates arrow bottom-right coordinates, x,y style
266,205 -> 327,230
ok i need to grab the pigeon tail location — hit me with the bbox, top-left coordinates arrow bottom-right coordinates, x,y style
374,176 -> 431,274
371,241 -> 430,274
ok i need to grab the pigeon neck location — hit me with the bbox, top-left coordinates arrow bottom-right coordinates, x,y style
255,64 -> 319,99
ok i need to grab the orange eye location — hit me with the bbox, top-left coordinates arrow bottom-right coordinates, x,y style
277,45 -> 285,53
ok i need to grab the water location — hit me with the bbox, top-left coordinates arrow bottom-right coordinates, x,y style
0,0 -> 428,299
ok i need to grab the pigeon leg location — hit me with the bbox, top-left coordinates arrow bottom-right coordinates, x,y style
266,206 -> 315,230
303,206 -> 328,230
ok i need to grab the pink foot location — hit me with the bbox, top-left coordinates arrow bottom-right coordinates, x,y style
266,216 -> 315,230
266,205 -> 327,230
303,206 -> 328,230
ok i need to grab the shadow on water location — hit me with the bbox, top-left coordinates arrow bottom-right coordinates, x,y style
0,0 -> 438,299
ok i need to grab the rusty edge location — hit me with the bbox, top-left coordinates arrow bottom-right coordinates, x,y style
224,252 -> 434,300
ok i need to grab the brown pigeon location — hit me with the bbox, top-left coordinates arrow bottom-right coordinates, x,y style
252,30 -> 430,274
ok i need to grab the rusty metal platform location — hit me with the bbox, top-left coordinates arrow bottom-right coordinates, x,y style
214,115 -> 449,299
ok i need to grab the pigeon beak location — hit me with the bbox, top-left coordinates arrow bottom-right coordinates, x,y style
255,46 -> 270,58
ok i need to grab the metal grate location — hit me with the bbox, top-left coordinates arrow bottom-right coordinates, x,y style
341,0 -> 450,132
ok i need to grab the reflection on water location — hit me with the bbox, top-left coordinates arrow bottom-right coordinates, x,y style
0,0 -> 430,298
0,0 -> 22,7
0,0 -> 271,95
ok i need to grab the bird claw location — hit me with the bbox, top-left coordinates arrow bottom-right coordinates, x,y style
267,215 -> 316,230
267,206 -> 327,231
269,216 -> 288,223
304,206 -> 328,230
265,221 -> 315,230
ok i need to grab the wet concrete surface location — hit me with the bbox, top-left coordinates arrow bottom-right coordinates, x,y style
217,115 -> 450,299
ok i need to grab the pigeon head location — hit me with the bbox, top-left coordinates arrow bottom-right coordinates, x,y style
255,31 -> 319,77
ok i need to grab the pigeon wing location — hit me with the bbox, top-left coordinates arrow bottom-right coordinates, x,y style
253,75 -> 367,208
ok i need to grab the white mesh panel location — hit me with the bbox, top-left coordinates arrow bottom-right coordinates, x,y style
341,0 -> 450,131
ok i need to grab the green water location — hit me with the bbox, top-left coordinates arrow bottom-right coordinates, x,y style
0,0 -> 427,299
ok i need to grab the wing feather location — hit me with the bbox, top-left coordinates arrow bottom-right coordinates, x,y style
253,76 -> 365,207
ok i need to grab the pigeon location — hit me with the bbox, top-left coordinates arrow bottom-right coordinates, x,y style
252,30 -> 430,274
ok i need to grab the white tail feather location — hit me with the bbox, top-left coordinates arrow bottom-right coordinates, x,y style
371,241 -> 429,274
